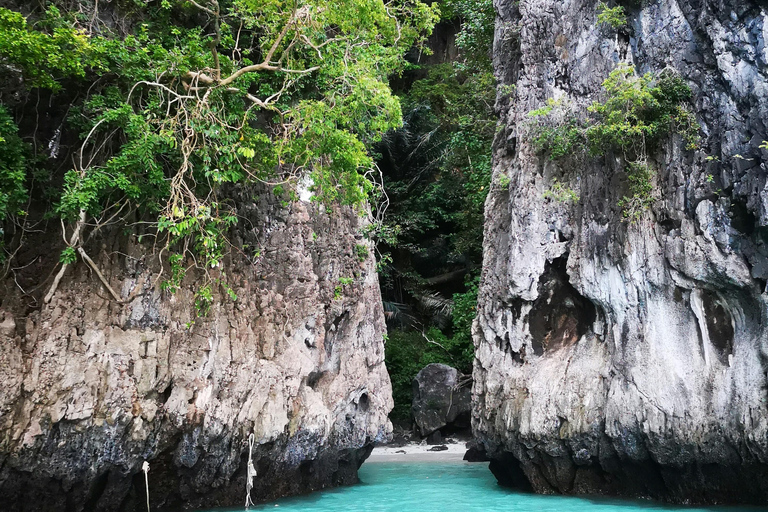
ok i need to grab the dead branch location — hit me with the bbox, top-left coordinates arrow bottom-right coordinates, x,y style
78,247 -> 122,303
44,210 -> 86,303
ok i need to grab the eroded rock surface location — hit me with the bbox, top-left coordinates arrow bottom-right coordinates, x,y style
474,0 -> 768,504
0,187 -> 391,511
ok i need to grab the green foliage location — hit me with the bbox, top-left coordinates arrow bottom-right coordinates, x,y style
585,65 -> 699,154
527,98 -> 560,118
161,254 -> 186,294
59,246 -> 77,265
531,120 -> 585,160
532,65 -> 698,159
194,284 -> 214,316
543,178 -> 579,203
496,173 -> 511,189
0,6 -> 100,90
617,161 -> 654,221
355,243 -> 368,262
440,0 -> 495,71
385,277 -> 478,420
596,2 -> 627,29
528,64 -> 698,221
0,0 -> 437,311
380,63 -> 495,268
0,106 -> 27,225
385,329 -> 434,419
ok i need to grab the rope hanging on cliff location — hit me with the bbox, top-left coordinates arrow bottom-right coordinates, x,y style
245,433 -> 257,508
142,461 -> 151,512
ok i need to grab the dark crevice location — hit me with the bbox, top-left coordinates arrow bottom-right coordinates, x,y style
357,393 -> 370,412
489,453 -> 534,492
82,470 -> 109,511
529,257 -> 597,355
700,291 -> 734,364
730,199 -> 756,236
306,371 -> 324,390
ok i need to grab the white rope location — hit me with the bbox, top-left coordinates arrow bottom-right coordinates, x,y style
142,461 -> 151,512
245,433 -> 257,508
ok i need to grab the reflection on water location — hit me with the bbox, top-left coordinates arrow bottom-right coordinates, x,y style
213,462 -> 760,512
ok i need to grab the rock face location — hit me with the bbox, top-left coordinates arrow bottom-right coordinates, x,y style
0,187 -> 392,511
474,0 -> 768,505
412,363 -> 471,438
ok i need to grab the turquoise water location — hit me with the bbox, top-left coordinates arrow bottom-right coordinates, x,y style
233,462 -> 760,512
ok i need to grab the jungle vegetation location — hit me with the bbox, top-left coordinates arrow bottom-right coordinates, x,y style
375,0 -> 495,419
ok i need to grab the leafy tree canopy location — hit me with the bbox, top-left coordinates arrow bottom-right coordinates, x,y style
0,0 -> 438,309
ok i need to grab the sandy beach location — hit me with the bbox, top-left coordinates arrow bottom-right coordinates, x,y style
366,442 -> 471,463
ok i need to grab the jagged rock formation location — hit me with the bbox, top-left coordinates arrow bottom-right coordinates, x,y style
0,187 -> 391,511
474,0 -> 768,504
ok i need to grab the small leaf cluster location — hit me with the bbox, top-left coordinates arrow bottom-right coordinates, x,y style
355,243 -> 368,262
596,2 -> 627,30
542,178 -> 579,203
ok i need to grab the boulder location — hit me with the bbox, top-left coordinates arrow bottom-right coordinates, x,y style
411,363 -> 471,438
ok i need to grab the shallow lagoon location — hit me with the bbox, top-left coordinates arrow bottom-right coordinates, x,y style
224,461 -> 760,512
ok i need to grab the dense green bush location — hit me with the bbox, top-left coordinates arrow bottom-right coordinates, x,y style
596,2 -> 626,29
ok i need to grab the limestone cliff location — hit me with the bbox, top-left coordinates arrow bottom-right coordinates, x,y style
474,0 -> 768,504
0,187 -> 391,511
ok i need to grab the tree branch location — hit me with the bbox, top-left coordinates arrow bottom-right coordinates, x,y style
185,0 -> 215,16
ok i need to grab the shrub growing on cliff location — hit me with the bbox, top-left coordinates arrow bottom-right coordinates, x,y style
596,2 -> 627,29
529,64 -> 698,220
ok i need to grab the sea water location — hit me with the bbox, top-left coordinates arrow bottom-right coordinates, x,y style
228,462 -> 761,512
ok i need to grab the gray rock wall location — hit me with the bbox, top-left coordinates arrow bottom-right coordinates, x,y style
474,0 -> 768,504
0,186 -> 391,511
